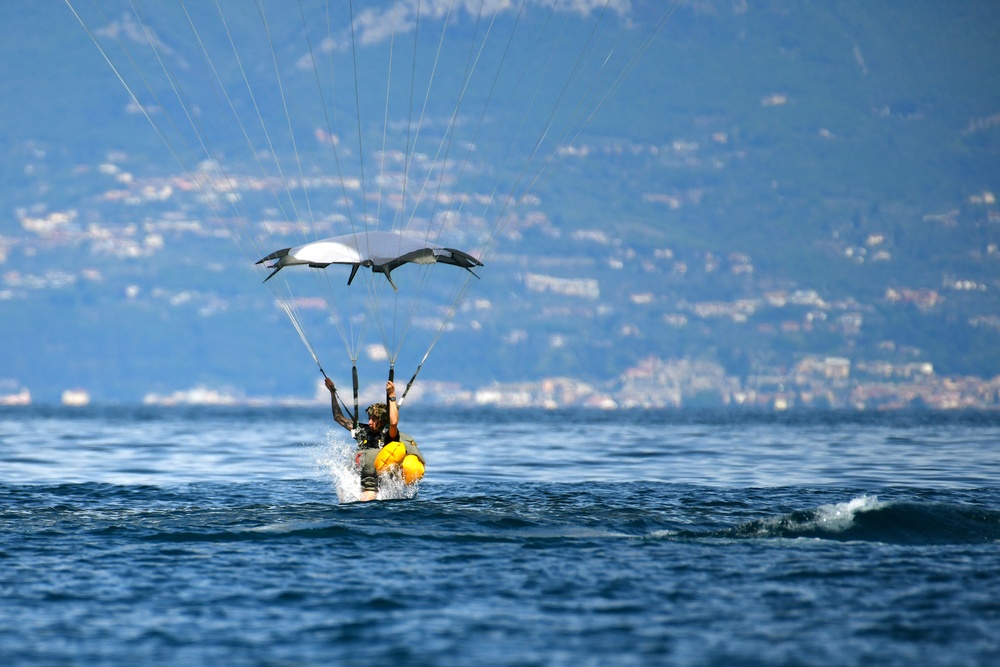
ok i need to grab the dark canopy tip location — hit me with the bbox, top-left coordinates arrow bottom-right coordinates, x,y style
262,265 -> 282,283
255,247 -> 291,265
444,247 -> 484,269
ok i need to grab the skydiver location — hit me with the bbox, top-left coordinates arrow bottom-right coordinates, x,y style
326,377 -> 399,502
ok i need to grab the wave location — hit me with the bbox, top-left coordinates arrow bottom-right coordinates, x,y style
711,495 -> 1000,545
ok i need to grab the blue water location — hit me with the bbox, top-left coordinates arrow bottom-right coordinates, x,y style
2,407 -> 999,666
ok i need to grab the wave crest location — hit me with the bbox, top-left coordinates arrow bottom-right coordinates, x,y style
724,495 -> 1000,545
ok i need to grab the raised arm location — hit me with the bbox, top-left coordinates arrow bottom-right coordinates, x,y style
386,380 -> 399,441
325,377 -> 354,430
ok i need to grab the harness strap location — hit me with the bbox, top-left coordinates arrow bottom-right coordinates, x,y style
352,364 -> 360,428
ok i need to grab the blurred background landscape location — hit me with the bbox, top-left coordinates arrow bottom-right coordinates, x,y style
2,0 -> 999,409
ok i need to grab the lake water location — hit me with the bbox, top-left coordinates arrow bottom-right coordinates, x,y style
2,406 -> 999,665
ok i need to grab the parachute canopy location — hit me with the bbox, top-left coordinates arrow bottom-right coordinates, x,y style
256,231 -> 483,290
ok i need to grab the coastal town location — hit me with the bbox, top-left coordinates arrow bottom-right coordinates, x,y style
5,353 -> 999,411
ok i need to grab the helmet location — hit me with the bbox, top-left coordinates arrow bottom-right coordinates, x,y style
365,402 -> 388,425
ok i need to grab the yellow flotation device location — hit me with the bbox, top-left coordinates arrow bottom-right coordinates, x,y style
401,454 -> 425,484
375,436 -> 426,485
374,441 -> 406,474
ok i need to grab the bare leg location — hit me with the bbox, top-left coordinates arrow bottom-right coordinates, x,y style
360,490 -> 378,502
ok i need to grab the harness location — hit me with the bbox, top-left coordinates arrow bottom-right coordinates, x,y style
353,424 -> 386,450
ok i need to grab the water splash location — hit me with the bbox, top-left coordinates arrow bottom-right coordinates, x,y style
313,430 -> 362,503
375,470 -> 420,502
313,431 -> 419,503
812,494 -> 881,531
721,495 -> 882,540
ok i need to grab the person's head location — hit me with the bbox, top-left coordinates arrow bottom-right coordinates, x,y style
366,402 -> 388,429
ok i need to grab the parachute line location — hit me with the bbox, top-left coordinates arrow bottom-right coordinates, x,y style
65,0 -> 677,400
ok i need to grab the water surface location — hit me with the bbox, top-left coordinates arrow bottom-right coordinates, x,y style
2,407 -> 998,665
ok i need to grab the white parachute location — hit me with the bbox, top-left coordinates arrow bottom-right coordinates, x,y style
64,0 -> 671,409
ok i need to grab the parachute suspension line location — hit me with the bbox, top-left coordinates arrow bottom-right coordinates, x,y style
179,0 -> 318,299
73,2 -> 671,404
386,262 -> 430,368
292,0 -> 372,373
465,0 -> 568,246
402,0 -> 491,242
428,0 -> 554,251
515,1 -> 613,182
305,0 -> 363,235
477,0 -> 619,266
420,1 -> 502,242
430,0 -> 559,299
407,0 -> 560,294
378,0 -> 496,363
70,0 -> 273,276
374,0 -> 401,231
347,1 -> 371,228
310,267 -> 354,362
175,0 -> 298,263
345,0 -> 391,372
382,0 -> 459,367
336,267 -> 379,366
495,2 -> 575,178
419,0 -> 530,254
398,0 -> 423,231
567,6 -> 680,149
484,22 -> 610,260
525,3 -> 676,190
254,0 -> 321,242
277,296 -> 327,378
398,364 -> 420,406
127,0 -> 248,220
393,0 -> 456,233
361,267 -> 396,367
466,0 -> 563,260
295,0 -> 369,379
378,2 -> 403,364
505,5 -> 675,247
213,1 -> 350,373
349,0 -> 419,370
183,0 -> 318,326
386,0 -> 495,360
125,0 -> 225,187
210,0 -> 308,248
392,0 -> 532,382
69,0 -> 307,371
398,269 -> 480,406
65,1 -> 231,224
63,1 -> 175,160
323,1 -> 339,131
484,3 -> 679,268
497,0 -> 561,164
